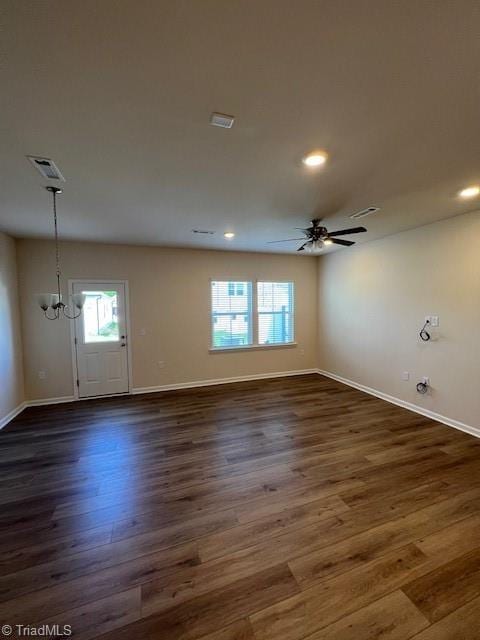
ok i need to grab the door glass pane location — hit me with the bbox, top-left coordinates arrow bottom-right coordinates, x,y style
82,291 -> 119,343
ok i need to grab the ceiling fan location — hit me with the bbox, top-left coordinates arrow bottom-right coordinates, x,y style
268,219 -> 367,252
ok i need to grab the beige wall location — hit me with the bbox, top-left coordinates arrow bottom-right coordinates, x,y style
14,212 -> 480,431
318,209 -> 480,430
0,233 -> 24,421
16,240 -> 318,400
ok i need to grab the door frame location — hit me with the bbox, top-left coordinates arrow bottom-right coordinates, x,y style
68,279 -> 133,400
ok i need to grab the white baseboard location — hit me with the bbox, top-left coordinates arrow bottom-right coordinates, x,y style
26,396 -> 76,407
2,371 -> 317,418
0,396 -> 75,424
0,401 -> 27,430
132,369 -> 318,395
317,369 -> 480,440
8,370 -> 475,441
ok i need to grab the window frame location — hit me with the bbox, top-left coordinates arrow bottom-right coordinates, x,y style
209,279 -> 296,352
257,280 -> 295,347
210,280 -> 254,349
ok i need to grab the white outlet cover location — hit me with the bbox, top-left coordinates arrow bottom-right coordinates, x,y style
401,371 -> 410,381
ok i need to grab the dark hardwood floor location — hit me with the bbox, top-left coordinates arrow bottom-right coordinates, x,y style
1,373 -> 480,639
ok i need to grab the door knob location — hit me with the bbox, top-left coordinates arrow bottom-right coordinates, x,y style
121,342 -> 126,347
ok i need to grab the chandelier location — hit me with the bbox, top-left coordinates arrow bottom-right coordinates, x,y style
36,186 -> 85,320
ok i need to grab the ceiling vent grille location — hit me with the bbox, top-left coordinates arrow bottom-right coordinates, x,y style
210,112 -> 235,128
349,206 -> 380,219
192,229 -> 215,235
27,156 -> 65,181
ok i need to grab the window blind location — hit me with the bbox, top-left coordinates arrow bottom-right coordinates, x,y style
257,282 -> 294,345
211,281 -> 253,347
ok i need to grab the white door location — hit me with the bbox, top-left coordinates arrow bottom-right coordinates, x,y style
73,282 -> 129,398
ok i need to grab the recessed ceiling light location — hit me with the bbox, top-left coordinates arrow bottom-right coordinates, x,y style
224,232 -> 235,239
458,185 -> 480,199
302,150 -> 328,168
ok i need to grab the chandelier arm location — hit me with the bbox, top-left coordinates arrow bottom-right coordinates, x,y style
62,306 -> 82,320
44,307 -> 60,320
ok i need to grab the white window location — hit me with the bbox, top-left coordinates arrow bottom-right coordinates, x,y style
257,282 -> 294,345
210,280 -> 294,349
211,281 -> 253,347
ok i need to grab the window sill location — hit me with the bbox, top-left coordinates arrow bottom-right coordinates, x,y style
209,342 -> 297,353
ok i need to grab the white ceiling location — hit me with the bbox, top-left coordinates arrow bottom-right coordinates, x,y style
1,0 -> 479,254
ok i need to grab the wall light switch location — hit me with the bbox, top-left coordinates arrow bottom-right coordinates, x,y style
139,328 -> 146,336
38,371 -> 46,379
401,371 -> 410,381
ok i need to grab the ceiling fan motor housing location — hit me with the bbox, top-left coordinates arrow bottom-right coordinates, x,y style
308,221 -> 329,240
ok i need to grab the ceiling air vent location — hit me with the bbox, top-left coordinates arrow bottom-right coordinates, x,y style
27,156 -> 65,181
210,112 -> 235,129
349,206 -> 380,219
192,229 -> 215,235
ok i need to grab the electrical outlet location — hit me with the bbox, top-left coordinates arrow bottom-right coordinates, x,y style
38,371 -> 46,379
401,371 -> 410,381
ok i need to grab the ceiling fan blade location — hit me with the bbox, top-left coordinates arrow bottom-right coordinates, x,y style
328,226 -> 367,236
297,242 -> 308,252
330,238 -> 355,247
267,238 -> 306,244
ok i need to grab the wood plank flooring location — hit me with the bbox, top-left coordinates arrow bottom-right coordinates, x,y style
1,373 -> 480,639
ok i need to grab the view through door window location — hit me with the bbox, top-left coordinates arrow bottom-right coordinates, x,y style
82,291 -> 119,343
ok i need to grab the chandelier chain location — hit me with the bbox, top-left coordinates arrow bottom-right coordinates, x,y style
52,189 -> 62,299
39,186 -> 83,320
